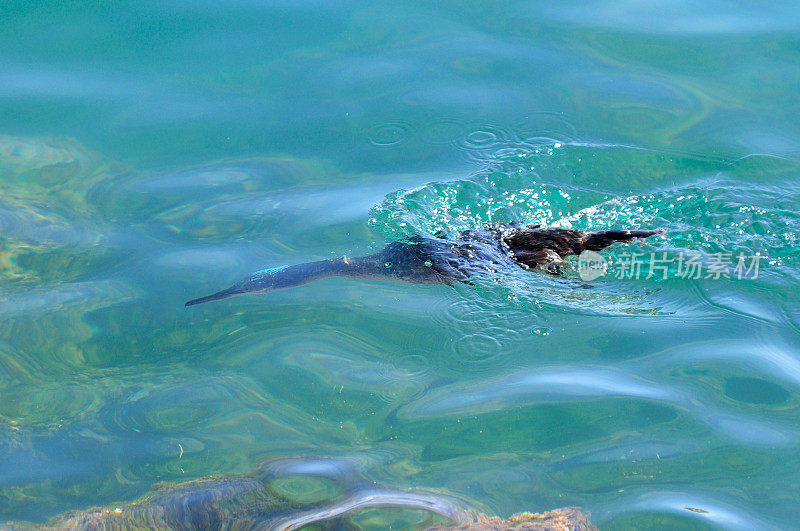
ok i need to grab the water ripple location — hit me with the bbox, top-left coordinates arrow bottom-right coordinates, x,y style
602,490 -> 782,530
368,122 -> 410,147
400,366 -> 674,418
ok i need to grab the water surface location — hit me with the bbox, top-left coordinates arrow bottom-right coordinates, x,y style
1,2 -> 800,529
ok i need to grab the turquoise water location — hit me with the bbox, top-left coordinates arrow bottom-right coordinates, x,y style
2,1 -> 800,529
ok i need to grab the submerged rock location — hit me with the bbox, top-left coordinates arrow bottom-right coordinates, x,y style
429,508 -> 596,530
5,459 -> 594,530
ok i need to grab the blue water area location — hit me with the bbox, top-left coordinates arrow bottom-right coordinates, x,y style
1,1 -> 800,529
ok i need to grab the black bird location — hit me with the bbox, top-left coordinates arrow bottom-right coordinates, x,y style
185,225 -> 664,306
